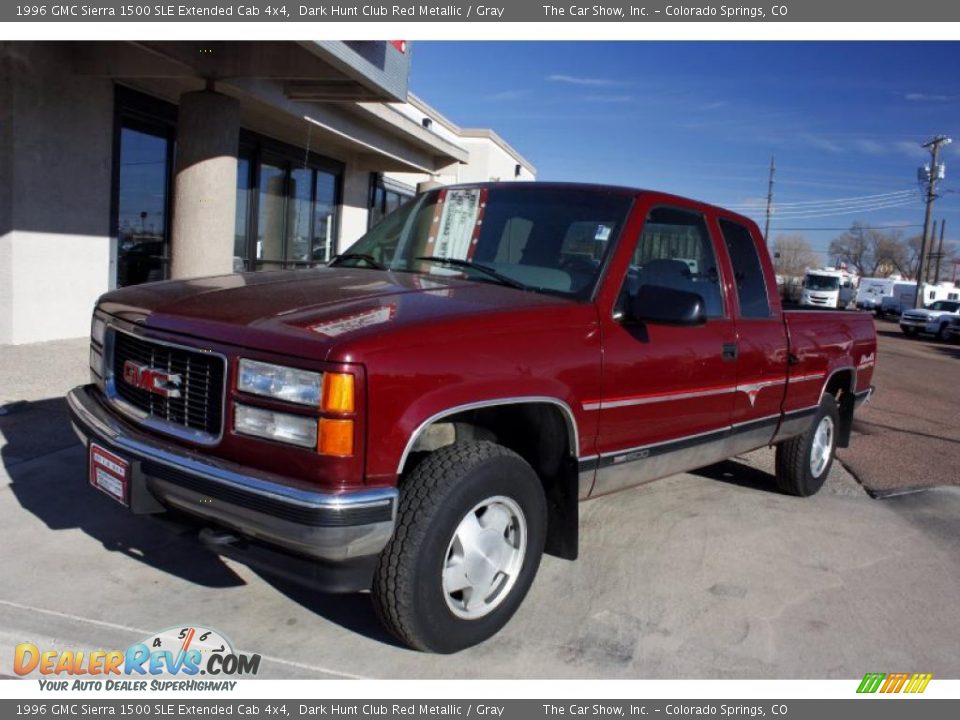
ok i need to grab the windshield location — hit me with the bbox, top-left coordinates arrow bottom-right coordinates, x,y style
929,301 -> 960,312
339,186 -> 633,300
806,274 -> 840,291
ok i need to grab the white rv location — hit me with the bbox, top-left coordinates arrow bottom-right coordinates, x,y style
855,278 -> 894,310
800,268 -> 857,309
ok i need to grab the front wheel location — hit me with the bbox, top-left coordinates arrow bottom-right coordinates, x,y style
372,441 -> 547,653
901,326 -> 917,337
936,323 -> 950,341
775,395 -> 839,497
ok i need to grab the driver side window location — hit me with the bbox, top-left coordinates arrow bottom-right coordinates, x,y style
619,206 -> 725,318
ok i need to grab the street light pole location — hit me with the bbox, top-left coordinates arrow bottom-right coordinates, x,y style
915,135 -> 952,308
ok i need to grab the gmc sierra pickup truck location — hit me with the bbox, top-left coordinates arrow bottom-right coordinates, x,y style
69,183 -> 876,653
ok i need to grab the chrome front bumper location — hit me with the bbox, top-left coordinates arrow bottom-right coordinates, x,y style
67,385 -> 397,568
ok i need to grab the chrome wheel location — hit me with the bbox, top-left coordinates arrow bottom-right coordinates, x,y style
809,415 -> 835,478
442,495 -> 527,620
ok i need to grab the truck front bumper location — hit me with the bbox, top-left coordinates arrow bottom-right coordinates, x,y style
67,384 -> 396,593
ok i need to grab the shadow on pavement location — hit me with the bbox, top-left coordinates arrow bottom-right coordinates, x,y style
688,458 -> 782,494
852,418 -> 960,446
1,395 -> 403,646
933,344 -> 960,360
252,573 -> 404,648
2,396 -> 245,588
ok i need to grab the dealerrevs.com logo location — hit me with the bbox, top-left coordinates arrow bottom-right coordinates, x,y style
14,626 -> 260,691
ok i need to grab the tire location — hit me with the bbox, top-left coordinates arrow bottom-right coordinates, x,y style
775,395 -> 839,497
901,326 -> 917,337
372,441 -> 547,653
936,323 -> 949,341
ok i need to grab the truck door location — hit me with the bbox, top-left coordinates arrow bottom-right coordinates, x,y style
714,215 -> 790,449
590,203 -> 738,497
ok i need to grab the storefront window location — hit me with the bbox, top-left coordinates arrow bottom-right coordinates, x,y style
234,133 -> 343,272
313,171 -> 338,263
368,174 -> 414,230
256,160 -> 286,270
286,167 -> 313,264
234,155 -> 252,271
114,89 -> 176,288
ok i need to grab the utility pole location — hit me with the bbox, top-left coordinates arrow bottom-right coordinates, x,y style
764,155 -> 775,246
934,219 -> 946,283
926,220 -> 939,282
915,135 -> 952,308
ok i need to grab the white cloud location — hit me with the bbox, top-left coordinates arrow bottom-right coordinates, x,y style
895,140 -> 927,159
484,90 -> 530,102
581,94 -> 634,103
547,74 -> 626,87
905,93 -> 954,102
801,134 -> 845,154
853,139 -> 887,155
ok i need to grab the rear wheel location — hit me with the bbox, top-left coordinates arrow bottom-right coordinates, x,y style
775,395 -> 839,497
372,441 -> 547,653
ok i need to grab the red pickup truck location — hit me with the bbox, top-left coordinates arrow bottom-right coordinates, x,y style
68,183 -> 876,653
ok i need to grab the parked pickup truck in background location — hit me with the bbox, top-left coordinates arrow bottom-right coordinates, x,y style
899,300 -> 960,340
69,183 -> 877,653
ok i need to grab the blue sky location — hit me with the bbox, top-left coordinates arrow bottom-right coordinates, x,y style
409,42 -> 960,263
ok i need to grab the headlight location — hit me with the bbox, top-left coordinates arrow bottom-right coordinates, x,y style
91,316 -> 107,347
237,359 -> 322,406
234,404 -> 317,448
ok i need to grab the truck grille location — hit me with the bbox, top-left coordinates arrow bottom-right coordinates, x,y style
111,331 -> 225,439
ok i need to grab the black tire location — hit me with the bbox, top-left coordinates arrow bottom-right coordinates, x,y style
775,395 -> 839,497
936,322 -> 949,341
901,326 -> 917,337
372,441 -> 547,653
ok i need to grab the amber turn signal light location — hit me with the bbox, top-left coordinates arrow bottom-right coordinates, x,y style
318,418 -> 354,457
322,372 -> 355,414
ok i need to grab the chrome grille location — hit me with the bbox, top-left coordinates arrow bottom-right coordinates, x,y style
111,330 -> 225,439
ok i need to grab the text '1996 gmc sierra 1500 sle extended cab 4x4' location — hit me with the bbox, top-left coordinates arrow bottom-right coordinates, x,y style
68,183 -> 876,653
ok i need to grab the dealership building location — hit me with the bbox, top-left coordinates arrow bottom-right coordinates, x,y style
0,41 -> 535,345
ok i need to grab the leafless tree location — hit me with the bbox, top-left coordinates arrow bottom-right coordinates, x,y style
772,235 -> 821,277
829,222 -> 906,277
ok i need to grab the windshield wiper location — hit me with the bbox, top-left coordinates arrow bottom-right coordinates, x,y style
415,256 -> 529,291
329,253 -> 386,270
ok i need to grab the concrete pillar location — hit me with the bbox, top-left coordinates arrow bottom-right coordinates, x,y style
170,90 -> 240,279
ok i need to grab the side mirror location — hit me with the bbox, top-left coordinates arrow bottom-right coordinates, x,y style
627,284 -> 707,326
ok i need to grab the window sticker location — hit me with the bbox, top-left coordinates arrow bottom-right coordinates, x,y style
431,188 -> 485,260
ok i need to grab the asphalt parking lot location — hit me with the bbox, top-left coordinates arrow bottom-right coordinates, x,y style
1,326 -> 958,679
837,316 -> 960,494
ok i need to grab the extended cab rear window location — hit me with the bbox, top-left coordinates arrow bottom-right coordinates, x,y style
719,218 -> 772,318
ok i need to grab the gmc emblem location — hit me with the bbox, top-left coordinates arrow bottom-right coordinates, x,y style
122,360 -> 183,399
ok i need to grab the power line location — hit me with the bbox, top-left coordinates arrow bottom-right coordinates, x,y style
742,197 -> 921,221
725,188 -> 918,210
768,202 -> 921,220
773,224 -> 923,231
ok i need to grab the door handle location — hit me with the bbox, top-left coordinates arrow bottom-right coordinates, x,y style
722,343 -> 739,361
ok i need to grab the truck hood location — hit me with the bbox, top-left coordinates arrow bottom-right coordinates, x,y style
902,308 -> 956,321
98,267 -> 576,360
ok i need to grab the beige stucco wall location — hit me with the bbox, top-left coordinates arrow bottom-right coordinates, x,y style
1,43 -> 113,345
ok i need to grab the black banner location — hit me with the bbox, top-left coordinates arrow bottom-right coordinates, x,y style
3,0 -> 960,23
